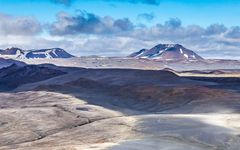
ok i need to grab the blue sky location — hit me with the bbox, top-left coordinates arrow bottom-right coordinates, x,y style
1,0 -> 240,26
0,0 -> 240,58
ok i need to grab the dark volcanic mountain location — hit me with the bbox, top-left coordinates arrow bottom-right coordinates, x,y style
0,47 -> 75,59
130,44 -> 204,61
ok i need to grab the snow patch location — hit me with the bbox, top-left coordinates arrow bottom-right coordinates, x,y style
136,51 -> 145,57
184,54 -> 189,59
180,48 -> 183,54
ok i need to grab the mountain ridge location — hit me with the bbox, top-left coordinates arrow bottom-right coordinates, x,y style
0,47 -> 75,59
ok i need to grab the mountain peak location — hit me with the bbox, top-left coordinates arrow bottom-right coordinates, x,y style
151,44 -> 185,50
0,47 -> 24,56
129,44 -> 204,61
155,43 -> 182,47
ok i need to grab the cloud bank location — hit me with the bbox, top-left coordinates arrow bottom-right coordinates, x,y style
49,12 -> 134,35
1,11 -> 240,58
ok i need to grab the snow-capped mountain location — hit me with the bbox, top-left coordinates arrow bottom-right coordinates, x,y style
0,47 -> 75,59
130,44 -> 204,61
0,47 -> 25,59
25,48 -> 74,59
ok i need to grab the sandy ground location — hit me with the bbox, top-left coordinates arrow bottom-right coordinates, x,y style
178,72 -> 240,77
0,89 -> 239,150
20,57 -> 240,71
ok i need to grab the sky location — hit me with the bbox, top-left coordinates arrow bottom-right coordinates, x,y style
0,0 -> 240,58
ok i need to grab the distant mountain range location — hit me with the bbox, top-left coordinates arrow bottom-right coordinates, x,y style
0,47 -> 75,59
130,44 -> 204,61
0,44 -> 203,61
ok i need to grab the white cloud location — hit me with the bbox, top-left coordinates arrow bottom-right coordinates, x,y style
0,13 -> 42,36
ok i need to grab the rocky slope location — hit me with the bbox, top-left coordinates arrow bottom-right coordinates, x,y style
0,57 -> 25,69
0,64 -> 66,91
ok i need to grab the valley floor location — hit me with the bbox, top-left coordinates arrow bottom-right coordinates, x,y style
0,58 -> 240,150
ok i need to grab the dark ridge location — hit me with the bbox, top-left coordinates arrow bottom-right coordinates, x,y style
0,64 -> 66,91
